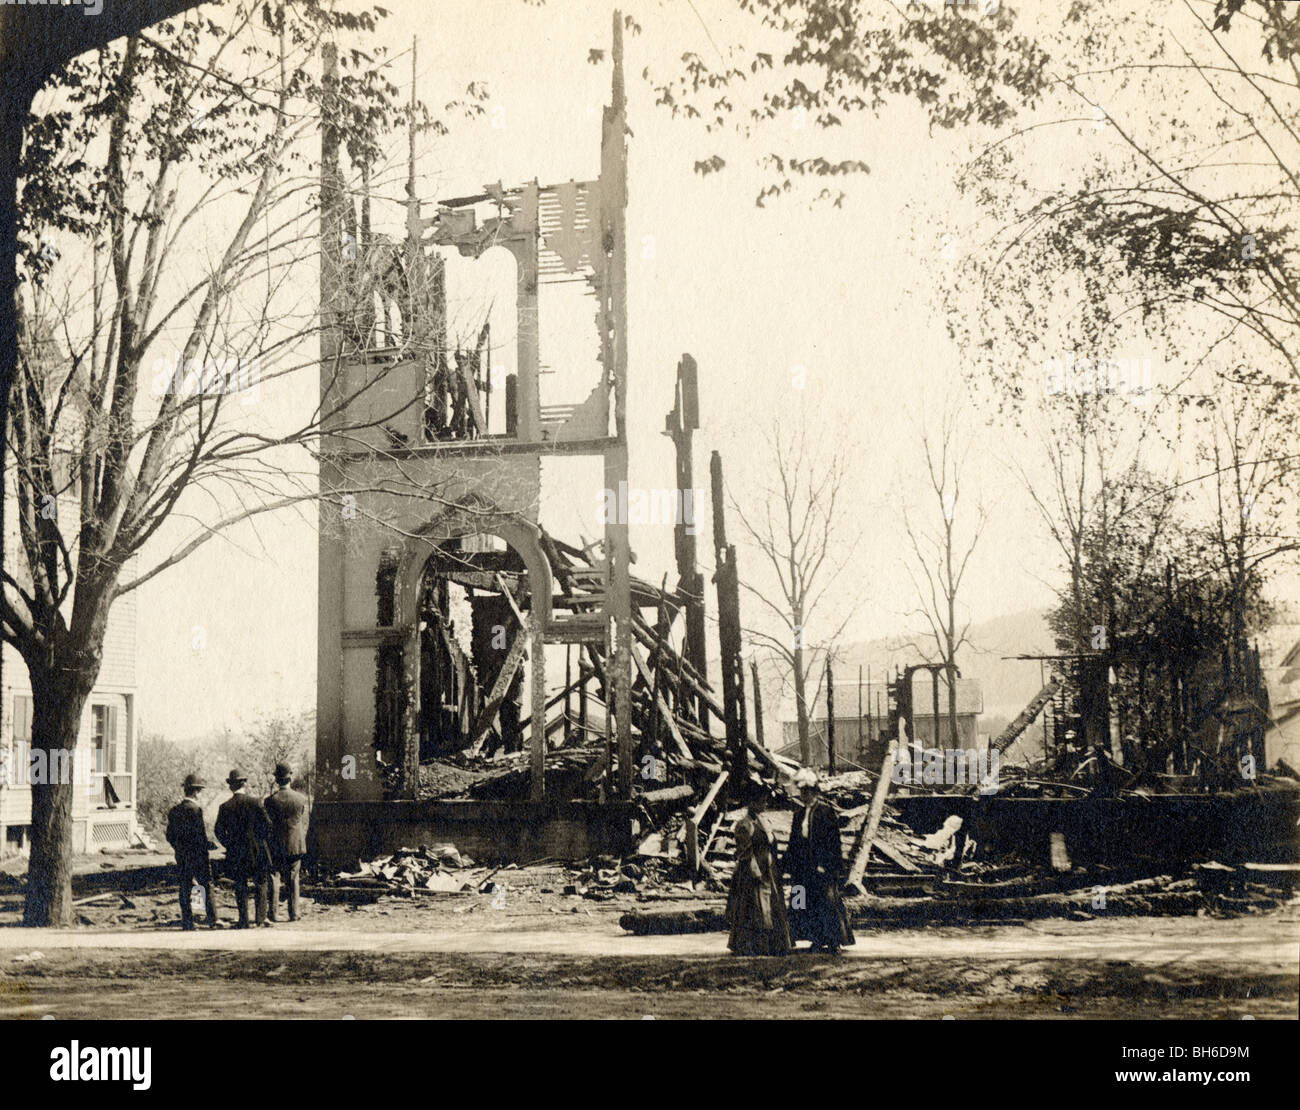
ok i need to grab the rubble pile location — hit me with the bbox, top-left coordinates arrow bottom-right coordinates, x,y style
326,844 -> 493,898
563,854 -> 699,900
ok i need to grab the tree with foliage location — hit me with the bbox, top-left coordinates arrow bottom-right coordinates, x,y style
4,0 -> 444,926
646,0 -> 1050,205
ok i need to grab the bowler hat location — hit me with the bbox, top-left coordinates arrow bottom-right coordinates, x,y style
273,762 -> 293,784
226,768 -> 248,788
182,773 -> 205,792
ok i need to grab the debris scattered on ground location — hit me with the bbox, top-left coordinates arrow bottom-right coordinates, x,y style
321,843 -> 496,901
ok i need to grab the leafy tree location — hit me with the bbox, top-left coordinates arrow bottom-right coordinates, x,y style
5,0 -> 422,926
644,0 -> 1050,205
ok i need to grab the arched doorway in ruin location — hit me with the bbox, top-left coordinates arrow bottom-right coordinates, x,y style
378,508 -> 552,796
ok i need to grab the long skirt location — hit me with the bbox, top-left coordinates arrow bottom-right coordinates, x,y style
790,873 -> 855,950
726,871 -> 792,956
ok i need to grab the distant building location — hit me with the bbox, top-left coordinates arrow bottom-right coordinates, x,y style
777,672 -> 984,771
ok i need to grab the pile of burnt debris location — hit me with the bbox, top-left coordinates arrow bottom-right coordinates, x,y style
365,492 -> 1300,923
317,844 -> 505,904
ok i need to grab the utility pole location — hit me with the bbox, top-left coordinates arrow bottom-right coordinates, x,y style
826,658 -> 836,776
858,664 -> 864,765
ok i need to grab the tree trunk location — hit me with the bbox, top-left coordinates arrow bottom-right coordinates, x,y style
947,661 -> 958,749
23,668 -> 95,927
793,643 -> 811,766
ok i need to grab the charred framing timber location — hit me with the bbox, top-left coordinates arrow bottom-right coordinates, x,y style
710,451 -> 750,799
649,580 -> 671,764
630,644 -> 694,763
462,576 -> 530,757
685,769 -> 729,873
631,614 -> 797,778
664,353 -> 708,727
992,679 -> 1060,755
464,631 -> 529,757
564,646 -> 573,746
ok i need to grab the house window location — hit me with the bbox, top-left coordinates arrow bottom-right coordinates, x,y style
91,704 -> 109,774
7,695 -> 32,783
13,695 -> 32,743
90,704 -> 123,806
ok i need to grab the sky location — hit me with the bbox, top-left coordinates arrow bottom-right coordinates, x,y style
104,0 -> 1299,741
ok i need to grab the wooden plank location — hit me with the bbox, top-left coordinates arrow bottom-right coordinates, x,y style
638,784 -> 695,806
632,616 -> 724,717
493,573 -> 527,629
847,740 -> 897,892
690,769 -> 730,828
992,679 -> 1059,755
872,838 -> 921,874
683,769 -> 729,876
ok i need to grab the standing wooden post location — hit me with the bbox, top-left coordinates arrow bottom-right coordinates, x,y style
649,580 -> 671,773
858,665 -> 864,766
599,12 -> 633,799
664,354 -> 708,728
579,662 -> 589,740
564,645 -> 572,746
826,658 -> 836,776
711,451 -> 750,796
751,658 -> 765,750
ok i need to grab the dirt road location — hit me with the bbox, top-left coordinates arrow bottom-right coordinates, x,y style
4,858 -> 1296,1019
2,914 -> 1294,1019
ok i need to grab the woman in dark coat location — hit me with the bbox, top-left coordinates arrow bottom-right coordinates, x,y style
726,788 -> 791,956
786,769 -> 855,954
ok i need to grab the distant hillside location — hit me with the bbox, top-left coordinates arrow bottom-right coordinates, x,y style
758,607 -> 1057,729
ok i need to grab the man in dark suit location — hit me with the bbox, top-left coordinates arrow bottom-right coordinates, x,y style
214,768 -> 274,928
165,773 -> 218,930
264,762 -> 309,922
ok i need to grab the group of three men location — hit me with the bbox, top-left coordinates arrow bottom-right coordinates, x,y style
164,763 -> 310,930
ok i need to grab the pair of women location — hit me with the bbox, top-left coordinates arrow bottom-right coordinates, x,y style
725,769 -> 856,956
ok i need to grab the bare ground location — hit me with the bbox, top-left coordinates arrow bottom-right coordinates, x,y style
1,860 -> 1295,1019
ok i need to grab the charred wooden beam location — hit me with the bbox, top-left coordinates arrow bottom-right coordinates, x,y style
710,452 -> 750,800
664,353 -> 708,727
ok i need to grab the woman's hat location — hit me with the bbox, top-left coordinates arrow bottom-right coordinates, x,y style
793,767 -> 820,790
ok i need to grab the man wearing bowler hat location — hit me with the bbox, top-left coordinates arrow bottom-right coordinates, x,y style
165,773 -> 219,930
215,768 -> 274,928
264,762 -> 310,922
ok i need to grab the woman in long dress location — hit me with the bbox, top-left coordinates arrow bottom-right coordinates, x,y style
726,788 -> 791,956
786,768 -> 855,954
